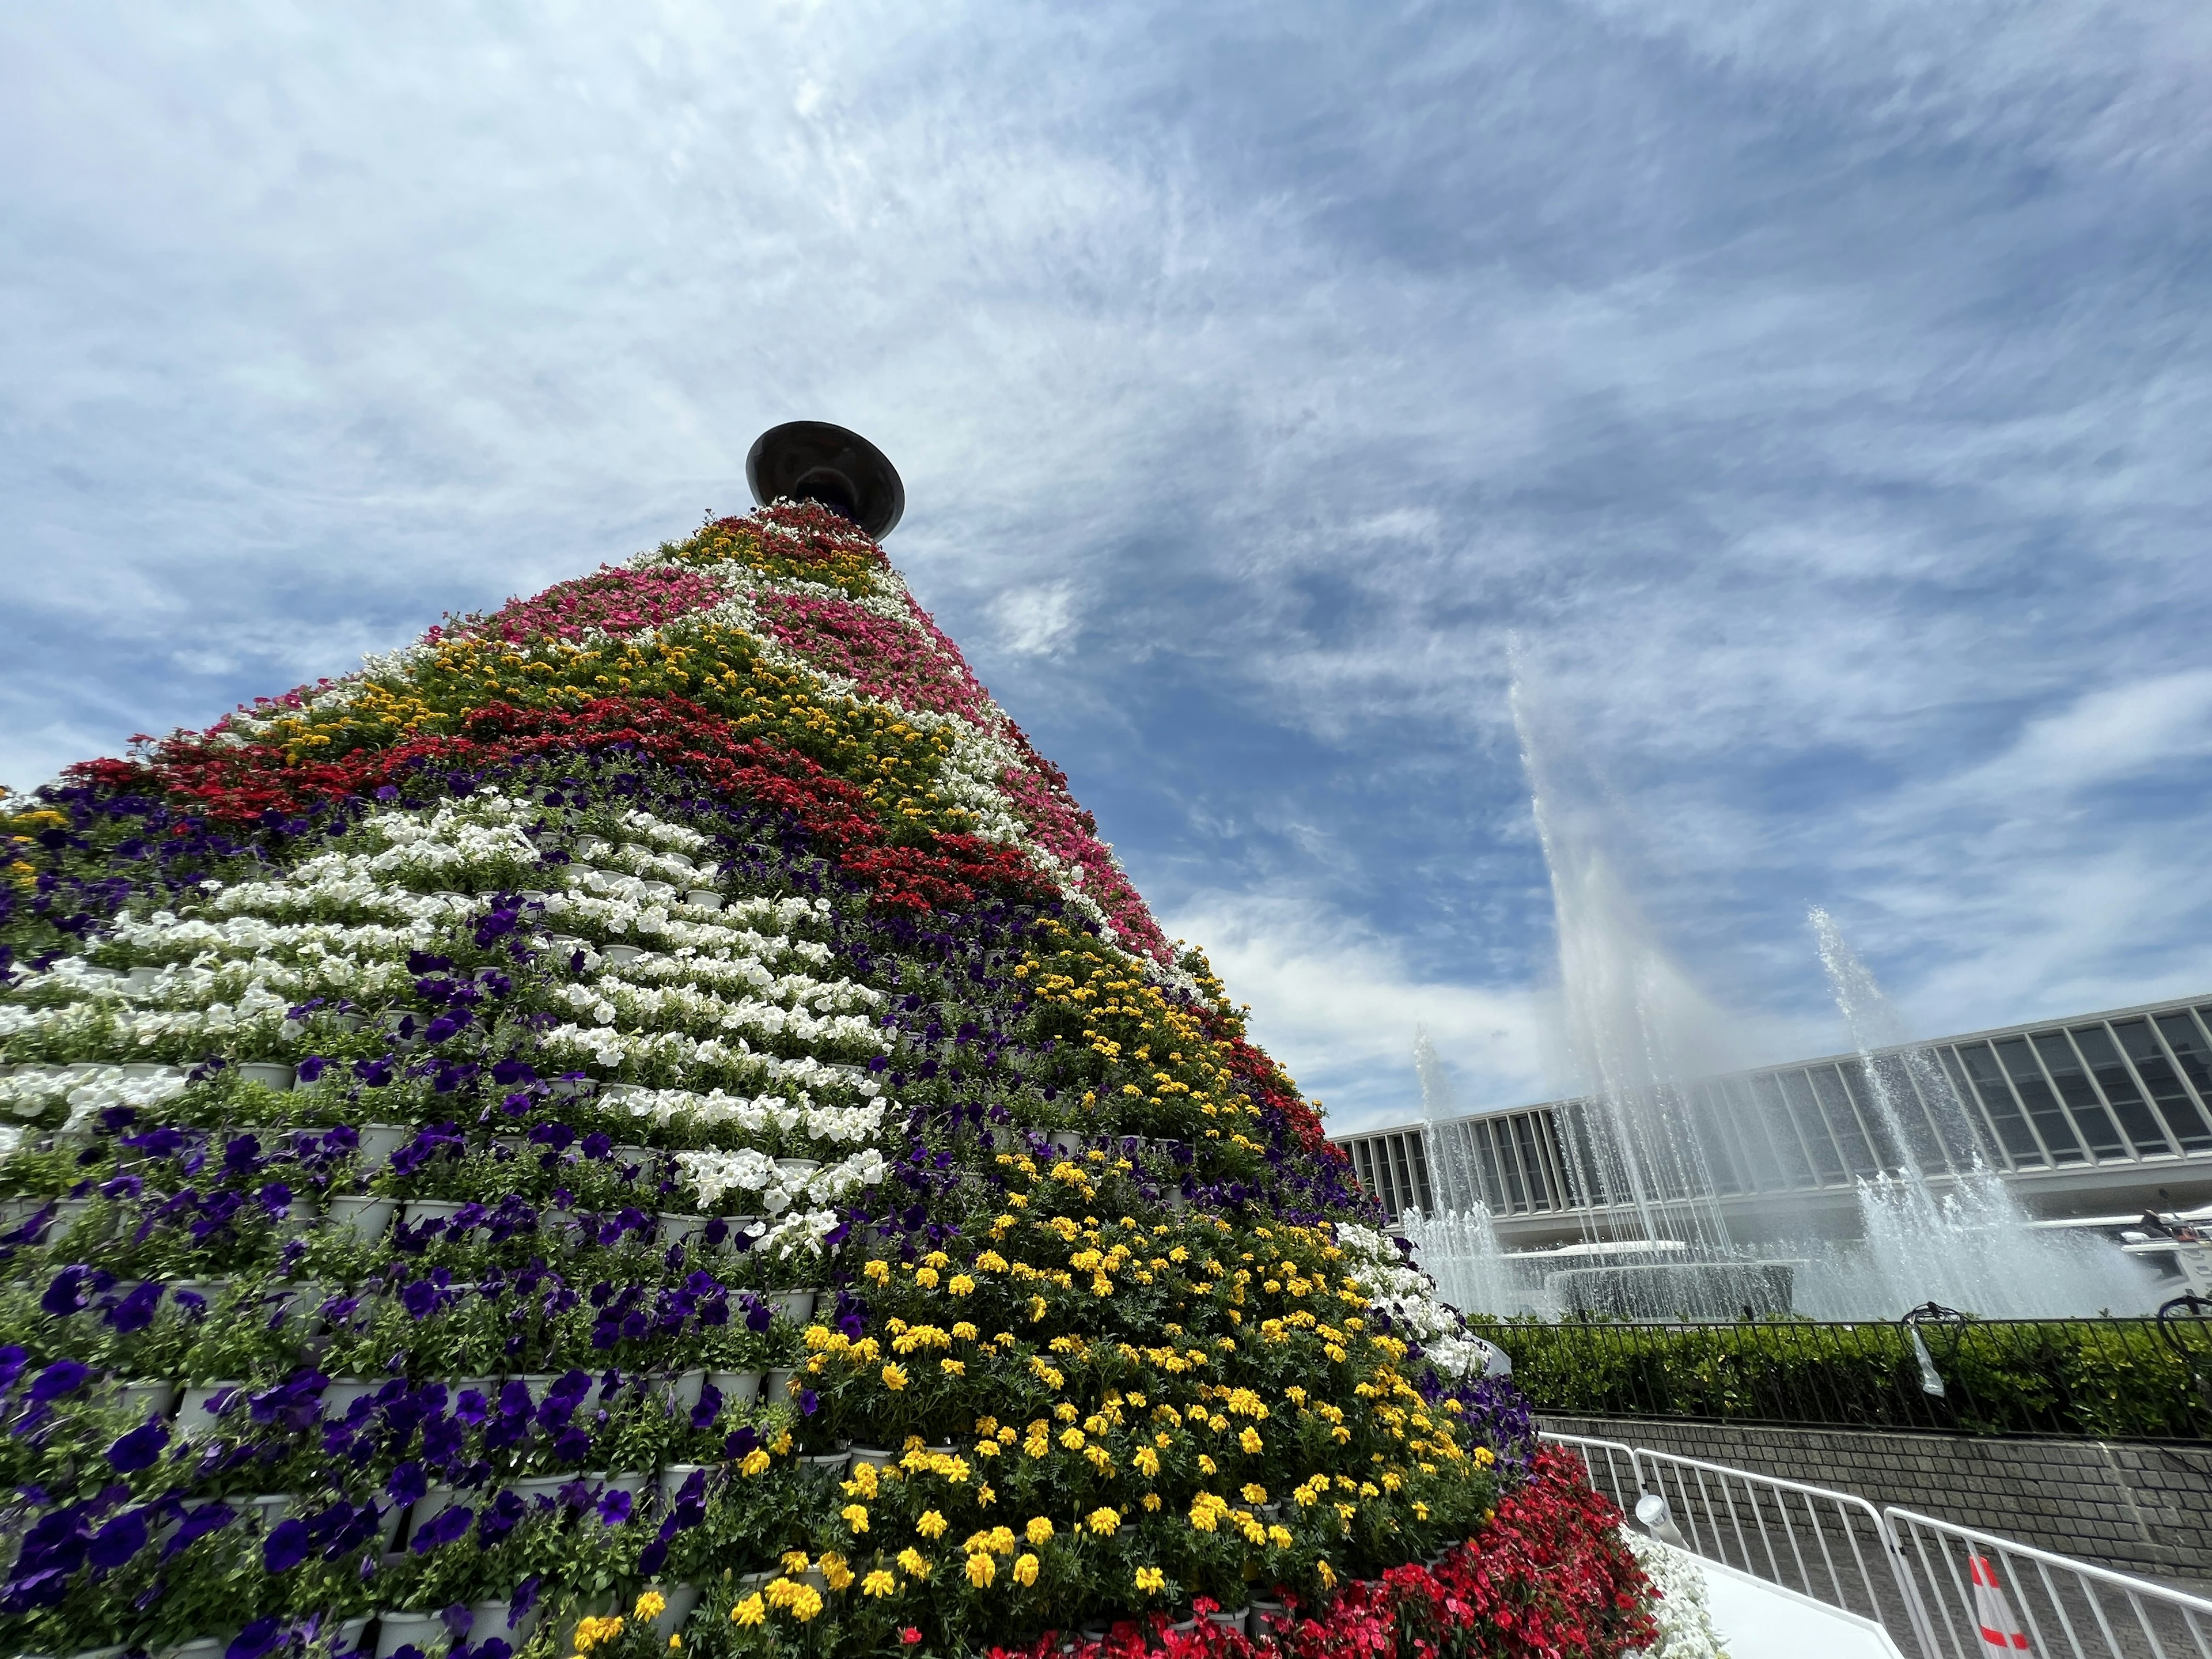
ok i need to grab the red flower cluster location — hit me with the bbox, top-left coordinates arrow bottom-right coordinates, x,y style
987,1452 -> 1654,1659
79,696 -> 1052,911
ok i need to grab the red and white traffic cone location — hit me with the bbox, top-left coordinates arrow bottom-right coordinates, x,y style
1971,1555 -> 2031,1653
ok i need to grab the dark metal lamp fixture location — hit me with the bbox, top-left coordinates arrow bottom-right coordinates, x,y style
745,422 -> 905,539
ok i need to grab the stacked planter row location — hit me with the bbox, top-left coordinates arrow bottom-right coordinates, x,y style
1,501 -> 1626,1658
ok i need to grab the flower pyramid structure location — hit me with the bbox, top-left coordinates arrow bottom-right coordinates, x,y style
0,499 -> 1648,1657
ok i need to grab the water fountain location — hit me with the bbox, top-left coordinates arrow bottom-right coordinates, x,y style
1796,912 -> 2154,1320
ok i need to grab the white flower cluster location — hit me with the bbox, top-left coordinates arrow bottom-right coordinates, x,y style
1623,1532 -> 1731,1659
547,976 -> 886,1052
540,890 -> 834,965
0,1063 -> 190,1134
1334,1221 -> 1498,1378
673,1146 -> 887,1215
537,1023 -> 884,1096
600,1085 -> 886,1145
613,951 -> 878,1010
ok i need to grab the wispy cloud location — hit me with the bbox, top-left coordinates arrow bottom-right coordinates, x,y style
3,1 -> 2208,1127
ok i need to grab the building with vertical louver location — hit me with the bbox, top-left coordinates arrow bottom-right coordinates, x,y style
1333,994 -> 2212,1243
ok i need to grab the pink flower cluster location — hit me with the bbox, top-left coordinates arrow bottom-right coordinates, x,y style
756,589 -> 1175,962
751,592 -> 991,721
471,565 -> 724,645
999,763 -> 1173,963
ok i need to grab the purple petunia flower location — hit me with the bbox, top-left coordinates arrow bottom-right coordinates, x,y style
107,1419 -> 168,1474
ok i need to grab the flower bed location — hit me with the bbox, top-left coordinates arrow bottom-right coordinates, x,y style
0,504 -> 1650,1657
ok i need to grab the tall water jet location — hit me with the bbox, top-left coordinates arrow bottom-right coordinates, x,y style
1510,661 -> 1796,1315
1511,665 -> 1734,1256
1803,910 -> 2154,1319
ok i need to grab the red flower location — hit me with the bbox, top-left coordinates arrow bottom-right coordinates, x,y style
901,1628 -> 923,1646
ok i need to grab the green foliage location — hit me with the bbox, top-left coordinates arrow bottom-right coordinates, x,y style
1467,1316 -> 2212,1440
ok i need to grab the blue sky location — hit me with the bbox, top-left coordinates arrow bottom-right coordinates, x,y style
5,3 -> 2210,1134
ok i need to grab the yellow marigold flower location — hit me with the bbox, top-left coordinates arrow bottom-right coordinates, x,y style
952,1321 -> 979,1340
781,1550 -> 810,1574
1317,1559 -> 1338,1589
822,1554 -> 854,1592
1013,1552 -> 1040,1586
918,1509 -> 949,1539
1134,1447 -> 1161,1478
1241,1483 -> 1269,1504
988,1525 -> 1017,1554
733,1594 -> 766,1627
949,1274 -> 976,1296
966,1551 -> 996,1588
740,1448 -> 771,1476
897,1547 -> 932,1578
1198,1455 -> 1217,1475
1135,1566 -> 1167,1596
1027,1516 -> 1055,1546
790,1584 -> 825,1622
634,1590 -> 667,1620
1239,1427 -> 1263,1455
1268,1525 -> 1293,1548
865,1259 -> 892,1282
1058,1426 -> 1086,1450
574,1615 -> 624,1652
941,1358 -> 965,1376
882,1363 -> 908,1391
863,1569 -> 897,1598
915,1267 -> 940,1289
1084,1506 -> 1120,1536
1141,1492 -> 1162,1512
842,1503 -> 870,1533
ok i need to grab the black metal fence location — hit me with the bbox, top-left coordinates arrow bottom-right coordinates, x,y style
1463,1316 -> 2212,1441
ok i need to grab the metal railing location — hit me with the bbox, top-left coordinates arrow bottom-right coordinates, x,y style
1543,1430 -> 1641,1512
1888,1509 -> 2212,1659
1633,1445 -> 1932,1649
1541,1432 -> 2212,1659
1487,1317 -> 2212,1440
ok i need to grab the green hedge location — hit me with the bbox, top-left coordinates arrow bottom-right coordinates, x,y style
1464,1317 -> 2212,1441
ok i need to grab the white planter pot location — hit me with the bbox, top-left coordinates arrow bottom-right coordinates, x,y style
355,1123 -> 413,1165
685,890 -> 724,911
657,1462 -> 712,1509
329,1195 -> 395,1243
708,1369 -> 763,1407
600,944 -> 645,966
373,1612 -> 448,1659
175,1380 -> 244,1440
165,1638 -> 233,1659
798,1450 -> 851,1482
668,1369 -> 707,1410
113,1377 -> 177,1420
235,1062 -> 295,1090
656,1213 -> 706,1248
649,1584 -> 702,1639
848,1445 -> 895,1470
321,1377 -> 388,1420
773,1158 -> 821,1180
508,1473 -> 569,1506
764,1366 -> 797,1403
468,1600 -> 540,1643
772,1287 -> 818,1321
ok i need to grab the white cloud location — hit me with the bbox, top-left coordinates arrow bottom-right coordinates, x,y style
1162,891 -> 1550,1137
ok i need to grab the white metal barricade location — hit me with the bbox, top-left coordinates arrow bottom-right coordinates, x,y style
1540,1430 -> 2212,1659
1542,1429 -> 1643,1513
1887,1508 -> 2212,1659
1631,1445 -> 1936,1654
